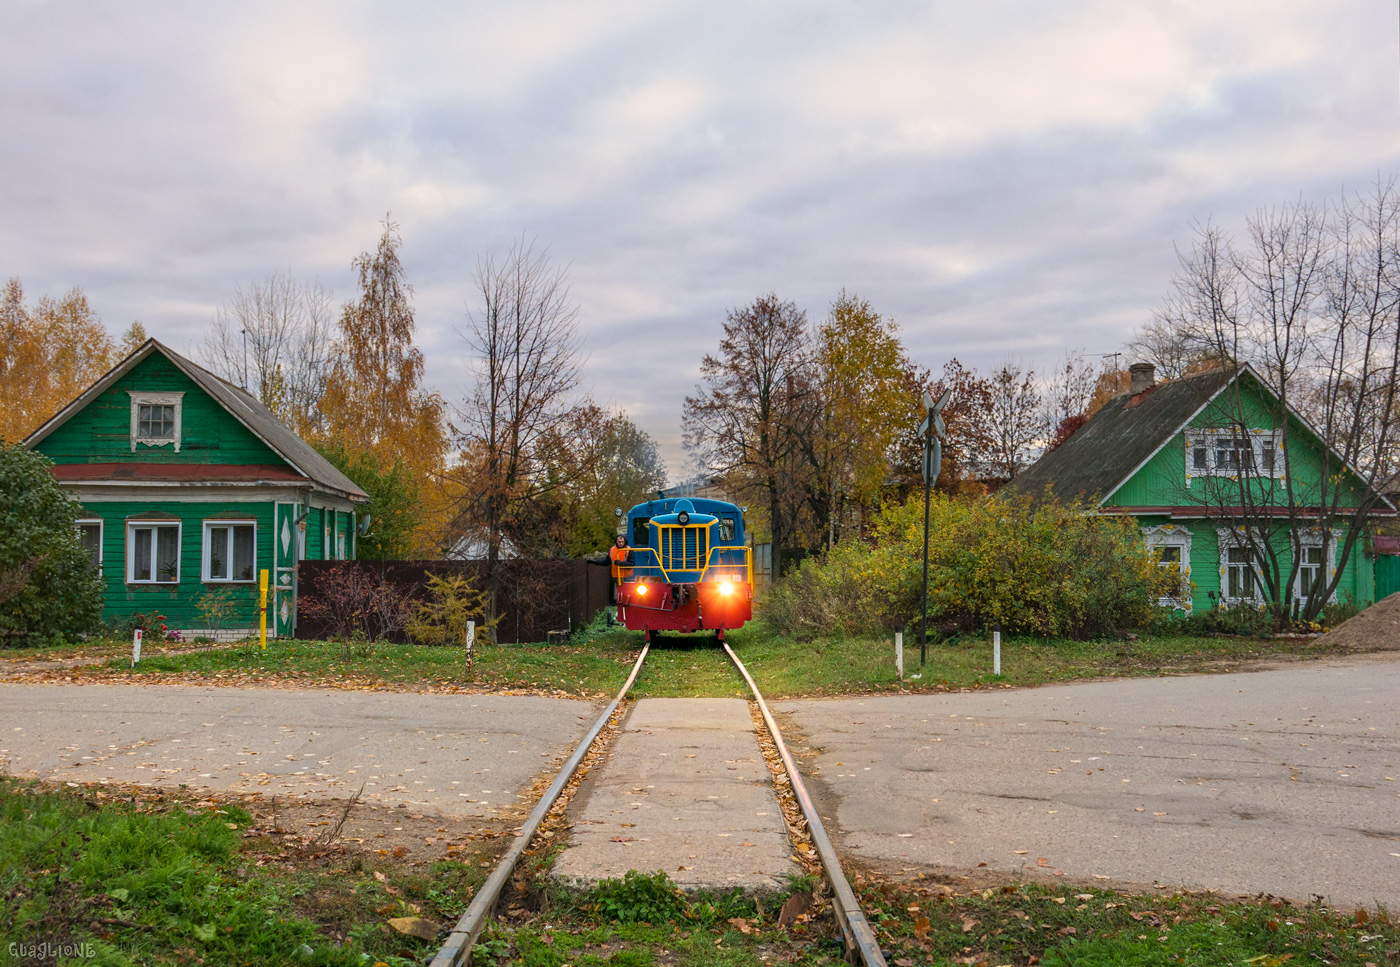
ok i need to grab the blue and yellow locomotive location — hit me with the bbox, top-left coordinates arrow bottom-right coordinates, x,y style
614,497 -> 752,642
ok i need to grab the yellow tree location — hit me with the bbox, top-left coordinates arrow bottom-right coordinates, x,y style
318,217 -> 447,553
0,278 -> 114,442
810,291 -> 911,544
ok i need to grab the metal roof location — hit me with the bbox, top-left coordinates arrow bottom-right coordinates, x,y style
1001,368 -> 1234,505
26,339 -> 368,502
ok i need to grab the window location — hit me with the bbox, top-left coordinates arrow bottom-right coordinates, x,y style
718,517 -> 736,542
1185,428 -> 1284,479
128,522 -> 180,583
204,521 -> 256,582
128,391 -> 183,451
1296,545 -> 1325,604
631,516 -> 652,547
335,519 -> 346,560
1226,547 -> 1257,600
1143,525 -> 1192,609
77,520 -> 102,575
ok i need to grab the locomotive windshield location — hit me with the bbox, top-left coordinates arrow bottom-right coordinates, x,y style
631,516 -> 651,547
718,517 -> 735,542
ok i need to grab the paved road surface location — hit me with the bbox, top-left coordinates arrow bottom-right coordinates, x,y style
0,684 -> 595,817
779,656 -> 1400,908
553,698 -> 794,890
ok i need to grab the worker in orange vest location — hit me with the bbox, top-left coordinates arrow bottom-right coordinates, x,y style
608,535 -> 633,605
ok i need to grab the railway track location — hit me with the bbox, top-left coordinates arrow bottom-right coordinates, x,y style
428,640 -> 888,967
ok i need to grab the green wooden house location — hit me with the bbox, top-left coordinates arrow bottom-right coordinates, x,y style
1004,363 -> 1396,613
24,339 -> 369,639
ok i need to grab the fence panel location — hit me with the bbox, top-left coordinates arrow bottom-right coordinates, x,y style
1377,555 -> 1400,601
295,559 -> 611,643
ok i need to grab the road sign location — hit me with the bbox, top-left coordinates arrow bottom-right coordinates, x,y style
922,436 -> 942,484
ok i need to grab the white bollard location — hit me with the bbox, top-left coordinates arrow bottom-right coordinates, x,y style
131,628 -> 143,667
895,631 -> 903,681
993,624 -> 1001,676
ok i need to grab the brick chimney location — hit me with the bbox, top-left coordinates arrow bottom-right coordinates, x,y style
1129,362 -> 1155,396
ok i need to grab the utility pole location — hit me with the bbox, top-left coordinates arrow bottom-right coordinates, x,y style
918,386 -> 951,666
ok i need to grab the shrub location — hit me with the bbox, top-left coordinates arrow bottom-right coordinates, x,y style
108,611 -> 171,643
765,493 -> 1176,640
406,573 -> 498,673
297,563 -> 413,641
0,445 -> 103,647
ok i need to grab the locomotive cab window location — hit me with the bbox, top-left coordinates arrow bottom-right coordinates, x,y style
632,516 -> 651,547
718,517 -> 736,542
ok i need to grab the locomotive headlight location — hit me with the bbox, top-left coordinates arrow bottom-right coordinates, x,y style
636,583 -> 648,596
677,511 -> 690,525
719,581 -> 734,596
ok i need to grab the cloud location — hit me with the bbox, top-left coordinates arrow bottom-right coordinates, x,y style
2,1 -> 1399,475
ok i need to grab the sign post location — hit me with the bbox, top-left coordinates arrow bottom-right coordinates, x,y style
259,569 -> 269,650
131,628 -> 142,667
918,386 -> 951,667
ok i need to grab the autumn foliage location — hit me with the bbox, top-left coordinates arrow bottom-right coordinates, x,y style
0,279 -> 118,442
763,493 -> 1175,640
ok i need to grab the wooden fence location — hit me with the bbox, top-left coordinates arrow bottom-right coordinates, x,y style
295,559 -> 613,644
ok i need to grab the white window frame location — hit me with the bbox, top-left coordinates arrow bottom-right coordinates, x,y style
202,520 -> 258,583
77,519 -> 103,576
336,517 -> 347,560
126,521 -> 182,584
1216,527 -> 1265,608
128,391 -> 184,452
1143,524 -> 1192,610
1185,428 -> 1285,481
1293,529 -> 1337,608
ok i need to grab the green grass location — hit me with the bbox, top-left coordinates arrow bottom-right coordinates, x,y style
474,868 -> 1400,967
8,617 -> 1362,700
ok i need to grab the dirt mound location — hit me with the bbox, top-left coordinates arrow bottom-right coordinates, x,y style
1315,593 -> 1400,651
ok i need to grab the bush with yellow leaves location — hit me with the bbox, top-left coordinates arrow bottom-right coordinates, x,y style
764,493 -> 1175,640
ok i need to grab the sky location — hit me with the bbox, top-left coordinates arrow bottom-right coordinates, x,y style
4,1 -> 1400,480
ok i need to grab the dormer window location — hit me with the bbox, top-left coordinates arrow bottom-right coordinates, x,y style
1185,428 -> 1284,479
129,391 -> 183,451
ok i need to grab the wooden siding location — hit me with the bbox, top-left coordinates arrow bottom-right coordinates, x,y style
38,352 -> 285,467
82,500 -> 274,631
1106,378 -> 1369,512
1135,513 -> 1373,611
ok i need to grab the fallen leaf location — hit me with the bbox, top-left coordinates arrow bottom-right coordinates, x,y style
778,890 -> 813,928
1037,857 -> 1051,867
962,917 -> 978,933
1058,926 -> 1077,936
728,917 -> 753,935
914,916 -> 930,942
373,871 -> 387,882
387,916 -> 438,941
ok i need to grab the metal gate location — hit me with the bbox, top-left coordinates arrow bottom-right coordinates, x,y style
1377,555 -> 1400,600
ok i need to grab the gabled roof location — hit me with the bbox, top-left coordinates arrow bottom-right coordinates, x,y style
25,339 -> 368,502
1004,363 -> 1397,513
1002,367 -> 1235,505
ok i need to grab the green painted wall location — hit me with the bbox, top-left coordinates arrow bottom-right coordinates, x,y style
1135,514 -> 1373,612
39,353 -> 284,467
1107,377 -> 1369,511
82,500 -> 274,631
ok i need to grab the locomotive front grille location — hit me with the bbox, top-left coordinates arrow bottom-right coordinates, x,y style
658,525 -> 708,572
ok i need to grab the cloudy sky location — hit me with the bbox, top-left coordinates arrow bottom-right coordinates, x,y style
4,2 -> 1399,478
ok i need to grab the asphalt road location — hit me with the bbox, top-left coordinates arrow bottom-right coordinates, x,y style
778,656 -> 1400,909
0,684 -> 596,817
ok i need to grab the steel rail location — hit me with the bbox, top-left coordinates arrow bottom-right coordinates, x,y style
722,642 -> 888,967
429,643 -> 651,967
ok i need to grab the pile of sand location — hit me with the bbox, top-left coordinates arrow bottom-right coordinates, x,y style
1314,592 -> 1400,651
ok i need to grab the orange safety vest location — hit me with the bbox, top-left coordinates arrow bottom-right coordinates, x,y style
608,544 -> 632,580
